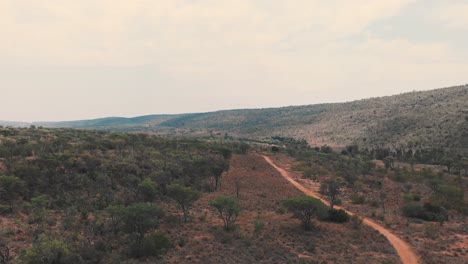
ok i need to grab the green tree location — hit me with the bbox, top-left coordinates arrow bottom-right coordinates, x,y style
0,175 -> 26,212
383,156 -> 394,170
211,162 -> 227,191
138,178 -> 159,204
209,196 -> 241,231
119,203 -> 163,243
167,184 -> 201,223
20,234 -> 71,264
30,194 -> 48,223
283,196 -> 326,230
120,203 -> 162,243
442,157 -> 454,173
105,205 -> 124,234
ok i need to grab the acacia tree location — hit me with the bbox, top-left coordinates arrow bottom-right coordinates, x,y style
210,196 -> 240,231
283,196 -> 326,230
118,203 -> 162,244
138,178 -> 159,205
167,184 -> 201,223
320,178 -> 342,209
211,163 -> 226,191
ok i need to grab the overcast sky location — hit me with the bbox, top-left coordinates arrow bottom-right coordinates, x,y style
1,0 -> 467,122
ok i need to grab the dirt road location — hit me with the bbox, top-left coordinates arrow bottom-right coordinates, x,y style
262,155 -> 420,264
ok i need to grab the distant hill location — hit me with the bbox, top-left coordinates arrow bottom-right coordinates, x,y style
159,85 -> 468,153
36,115 -> 177,130
2,85 -> 467,153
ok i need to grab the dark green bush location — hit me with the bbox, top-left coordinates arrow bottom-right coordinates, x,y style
403,194 -> 421,202
402,202 -> 425,219
350,194 -> 366,204
327,208 -> 349,223
401,201 -> 448,222
130,233 -> 172,258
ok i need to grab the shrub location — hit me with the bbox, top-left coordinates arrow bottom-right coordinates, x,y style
350,194 -> 366,204
370,200 -> 379,207
401,201 -> 448,222
20,235 -> 71,264
423,222 -> 439,238
130,233 -> 172,258
254,219 -> 265,235
350,214 -> 363,229
402,202 -> 425,219
327,208 -> 349,223
403,194 -> 421,202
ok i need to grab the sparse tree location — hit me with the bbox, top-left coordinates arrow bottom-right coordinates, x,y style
234,177 -> 241,198
379,192 -> 387,214
320,178 -> 342,209
211,162 -> 227,191
383,156 -> 394,170
0,239 -> 10,264
210,196 -> 241,231
167,184 -> 201,223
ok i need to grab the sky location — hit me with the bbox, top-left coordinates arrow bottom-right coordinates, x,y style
1,0 -> 467,122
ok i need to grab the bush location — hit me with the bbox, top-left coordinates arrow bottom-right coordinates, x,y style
401,201 -> 448,222
402,202 -> 425,219
350,214 -> 363,228
403,194 -> 421,202
130,233 -> 172,258
254,219 -> 265,235
327,208 -> 349,223
423,222 -> 439,238
350,194 -> 366,204
422,202 -> 448,222
20,235 -> 72,264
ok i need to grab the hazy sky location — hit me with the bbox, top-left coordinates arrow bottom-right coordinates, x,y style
1,0 -> 467,122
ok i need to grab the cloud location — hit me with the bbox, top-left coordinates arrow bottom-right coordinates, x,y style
1,0 -> 467,121
356,36 -> 452,63
430,2 -> 468,30
0,0 -> 416,67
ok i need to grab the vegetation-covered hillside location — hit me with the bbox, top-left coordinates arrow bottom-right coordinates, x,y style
3,85 -> 465,155
158,85 -> 468,153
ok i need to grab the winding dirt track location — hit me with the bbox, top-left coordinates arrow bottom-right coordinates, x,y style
262,155 -> 420,264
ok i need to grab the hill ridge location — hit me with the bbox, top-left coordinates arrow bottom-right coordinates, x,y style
2,85 -> 467,153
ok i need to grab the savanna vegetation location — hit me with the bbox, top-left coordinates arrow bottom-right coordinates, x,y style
270,136 -> 467,263
0,127 -> 242,263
